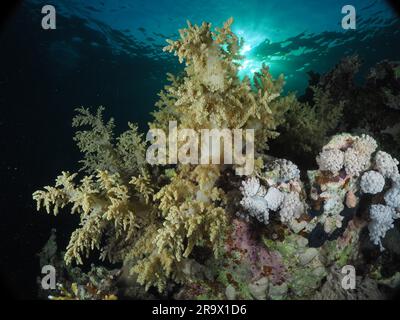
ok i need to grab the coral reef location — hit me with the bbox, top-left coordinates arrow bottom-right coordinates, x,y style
239,158 -> 305,230
37,230 -> 120,300
271,56 -> 400,166
307,134 -> 400,255
239,177 -> 271,223
375,151 -> 399,179
317,149 -> 345,175
385,186 -> 400,209
33,18 -> 296,295
72,106 -> 147,179
312,266 -> 384,300
368,205 -> 397,251
270,87 -> 343,167
360,171 -> 385,194
33,19 -> 400,300
152,18 -> 293,152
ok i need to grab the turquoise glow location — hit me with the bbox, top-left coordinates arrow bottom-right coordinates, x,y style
235,28 -> 265,78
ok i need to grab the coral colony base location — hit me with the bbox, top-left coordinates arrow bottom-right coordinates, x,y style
33,19 -> 400,300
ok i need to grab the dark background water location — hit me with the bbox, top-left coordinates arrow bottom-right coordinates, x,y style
0,0 -> 399,299
0,1 -> 177,299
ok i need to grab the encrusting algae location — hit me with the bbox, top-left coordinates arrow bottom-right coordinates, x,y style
33,18 -> 400,299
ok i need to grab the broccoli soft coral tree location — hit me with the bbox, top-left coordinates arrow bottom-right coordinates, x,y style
33,19 -> 400,299
139,18 -> 294,290
33,18 -> 295,294
33,108 -> 161,284
152,18 -> 293,150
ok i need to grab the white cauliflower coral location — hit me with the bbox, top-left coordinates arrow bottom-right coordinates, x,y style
240,176 -> 295,224
344,148 -> 361,176
393,174 -> 400,186
344,134 -> 377,176
384,186 -> 400,210
353,134 -> 378,156
264,187 -> 284,211
240,177 -> 269,223
368,204 -> 397,251
316,149 -> 344,174
279,192 -> 304,224
240,197 -> 270,224
268,158 -> 300,182
240,158 -> 303,226
344,148 -> 370,177
312,134 -> 399,241
241,176 -> 266,198
360,170 -> 385,194
375,151 -> 399,179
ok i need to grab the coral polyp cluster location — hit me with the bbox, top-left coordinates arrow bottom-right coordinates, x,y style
33,19 -> 400,299
239,158 -> 305,232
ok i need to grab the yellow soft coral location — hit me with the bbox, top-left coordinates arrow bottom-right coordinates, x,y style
152,18 -> 290,151
34,18 -> 295,295
127,164 -> 227,291
33,170 -> 148,265
125,19 -> 290,290
72,107 -> 147,179
154,165 -> 227,258
129,171 -> 154,205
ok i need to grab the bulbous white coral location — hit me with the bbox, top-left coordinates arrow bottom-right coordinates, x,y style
368,204 -> 397,251
353,134 -> 378,156
322,133 -> 377,177
360,170 -> 385,194
279,192 -> 304,224
316,149 -> 344,174
344,135 -> 377,176
375,151 -> 399,179
240,197 -> 270,224
264,187 -> 284,211
241,176 -> 266,198
344,148 -> 370,177
268,158 -> 300,182
240,177 -> 269,223
384,186 -> 400,209
393,174 -> 400,187
240,177 -> 285,224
